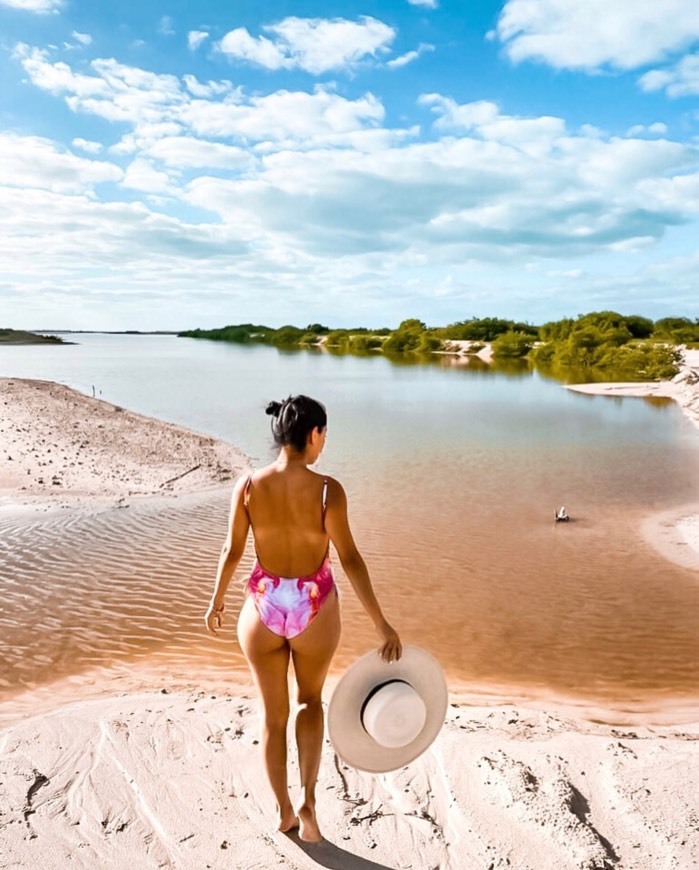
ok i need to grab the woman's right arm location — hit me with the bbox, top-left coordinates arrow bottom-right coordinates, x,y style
325,479 -> 402,662
205,474 -> 250,636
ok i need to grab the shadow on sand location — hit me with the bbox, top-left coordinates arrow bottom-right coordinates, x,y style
285,831 -> 396,869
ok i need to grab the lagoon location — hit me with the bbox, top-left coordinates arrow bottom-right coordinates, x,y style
1,334 -> 698,720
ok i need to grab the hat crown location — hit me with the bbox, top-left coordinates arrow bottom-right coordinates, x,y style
361,680 -> 427,749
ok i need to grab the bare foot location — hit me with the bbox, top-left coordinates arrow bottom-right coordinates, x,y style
297,803 -> 322,842
277,806 -> 299,833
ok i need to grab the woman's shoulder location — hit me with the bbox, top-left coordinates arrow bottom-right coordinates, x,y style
316,474 -> 347,506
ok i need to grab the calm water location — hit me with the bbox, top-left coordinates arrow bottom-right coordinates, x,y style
1,335 -> 698,721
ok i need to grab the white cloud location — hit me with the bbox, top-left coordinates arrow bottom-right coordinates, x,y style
639,53 -> 699,98
15,44 -> 383,145
182,74 -> 233,98
71,31 -> 92,46
626,122 -> 669,137
6,45 -> 699,325
13,44 -> 109,97
147,136 -> 253,170
188,30 -> 209,51
181,101 -> 699,265
497,0 -> 699,71
420,96 -> 566,157
122,158 -> 172,194
407,0 -> 438,8
387,43 -> 434,69
218,16 -> 395,74
72,137 -> 103,153
0,0 -> 62,11
183,89 -> 385,142
0,132 -> 121,192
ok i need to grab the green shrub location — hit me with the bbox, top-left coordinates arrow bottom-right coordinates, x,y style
492,331 -> 534,358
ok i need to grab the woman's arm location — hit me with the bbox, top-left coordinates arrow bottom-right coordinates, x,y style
325,479 -> 402,662
205,474 -> 251,636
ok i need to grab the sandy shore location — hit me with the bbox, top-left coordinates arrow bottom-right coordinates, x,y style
2,375 -> 699,867
0,377 -> 249,509
2,687 -> 697,870
566,348 -> 699,572
565,347 -> 699,430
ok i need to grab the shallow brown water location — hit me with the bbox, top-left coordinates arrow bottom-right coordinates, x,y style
1,336 -> 699,724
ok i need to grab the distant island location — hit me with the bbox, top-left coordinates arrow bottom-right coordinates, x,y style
0,328 -> 68,345
179,313 -> 699,381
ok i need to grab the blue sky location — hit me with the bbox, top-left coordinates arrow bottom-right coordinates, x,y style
1,0 -> 698,330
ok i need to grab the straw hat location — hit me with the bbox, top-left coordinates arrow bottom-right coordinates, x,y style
327,646 -> 448,773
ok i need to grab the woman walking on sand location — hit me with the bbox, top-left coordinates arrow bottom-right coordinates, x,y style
205,395 -> 401,842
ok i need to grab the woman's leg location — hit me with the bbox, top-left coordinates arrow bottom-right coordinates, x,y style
289,590 -> 341,842
237,596 -> 296,831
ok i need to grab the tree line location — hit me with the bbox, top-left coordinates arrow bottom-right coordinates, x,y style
179,313 -> 699,380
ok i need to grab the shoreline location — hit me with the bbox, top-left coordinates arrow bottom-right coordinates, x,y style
0,377 -> 250,511
565,346 -> 699,431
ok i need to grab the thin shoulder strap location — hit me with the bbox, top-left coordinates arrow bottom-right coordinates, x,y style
321,477 -> 329,519
242,474 -> 253,510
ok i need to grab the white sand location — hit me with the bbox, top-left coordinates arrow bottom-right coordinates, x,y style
0,377 -> 249,509
2,688 -> 698,870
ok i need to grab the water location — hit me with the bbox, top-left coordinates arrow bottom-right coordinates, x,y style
1,335 -> 698,722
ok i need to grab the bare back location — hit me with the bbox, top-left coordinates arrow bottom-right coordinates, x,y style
245,465 -> 329,577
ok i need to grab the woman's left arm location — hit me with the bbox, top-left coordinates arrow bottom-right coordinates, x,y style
205,475 -> 251,636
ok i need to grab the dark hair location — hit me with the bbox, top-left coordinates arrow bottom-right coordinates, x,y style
265,395 -> 327,453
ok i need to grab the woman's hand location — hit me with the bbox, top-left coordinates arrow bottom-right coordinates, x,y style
376,619 -> 402,662
205,601 -> 225,636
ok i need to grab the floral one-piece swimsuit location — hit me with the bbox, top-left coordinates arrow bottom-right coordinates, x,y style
243,476 -> 336,639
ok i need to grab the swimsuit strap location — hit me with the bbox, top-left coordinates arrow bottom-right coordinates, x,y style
243,474 -> 253,510
321,477 -> 328,519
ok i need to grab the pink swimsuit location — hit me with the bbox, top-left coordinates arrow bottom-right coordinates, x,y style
243,477 -> 336,639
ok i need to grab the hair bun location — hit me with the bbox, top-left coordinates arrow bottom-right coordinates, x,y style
265,400 -> 282,417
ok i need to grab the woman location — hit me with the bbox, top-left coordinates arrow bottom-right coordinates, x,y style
205,395 -> 401,842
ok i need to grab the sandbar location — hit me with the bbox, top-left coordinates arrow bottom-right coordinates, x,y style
0,377 -> 249,511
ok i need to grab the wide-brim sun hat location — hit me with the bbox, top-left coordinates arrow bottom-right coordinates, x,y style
327,645 -> 448,773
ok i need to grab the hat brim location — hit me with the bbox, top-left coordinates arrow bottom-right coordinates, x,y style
327,645 -> 448,773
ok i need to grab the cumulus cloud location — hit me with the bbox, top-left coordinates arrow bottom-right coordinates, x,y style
72,137 -> 103,153
639,53 -> 699,98
181,98 -> 699,264
122,158 -> 173,193
387,43 -> 434,69
497,0 -> 699,71
0,0 -> 62,11
218,16 -> 395,74
188,30 -> 209,51
0,132 -> 121,192
420,95 -> 566,157
407,0 -> 438,7
6,45 -> 699,324
146,136 -> 253,170
15,44 -> 386,146
626,123 -> 669,137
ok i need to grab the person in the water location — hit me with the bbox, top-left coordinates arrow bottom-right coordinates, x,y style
205,394 -> 401,842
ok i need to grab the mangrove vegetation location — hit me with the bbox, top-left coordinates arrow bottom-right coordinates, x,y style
179,312 -> 699,381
